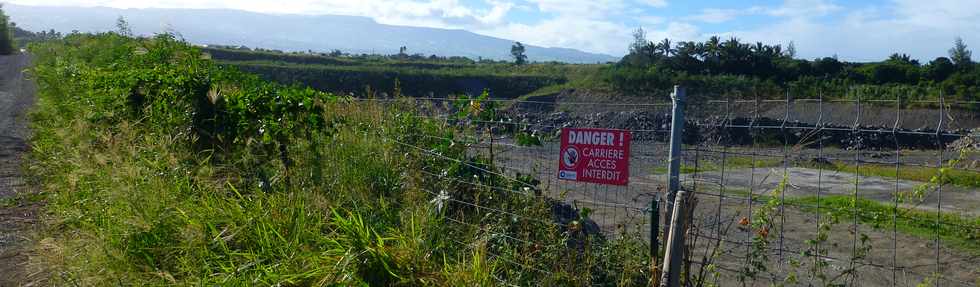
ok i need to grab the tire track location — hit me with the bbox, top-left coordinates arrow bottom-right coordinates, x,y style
0,53 -> 38,287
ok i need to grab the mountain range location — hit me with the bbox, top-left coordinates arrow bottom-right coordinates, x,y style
4,4 -> 619,63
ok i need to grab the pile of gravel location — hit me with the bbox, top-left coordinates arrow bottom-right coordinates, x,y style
949,128 -> 979,151
509,110 -> 673,140
502,109 -> 966,150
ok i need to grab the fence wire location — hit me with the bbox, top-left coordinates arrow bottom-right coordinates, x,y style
337,92 -> 979,286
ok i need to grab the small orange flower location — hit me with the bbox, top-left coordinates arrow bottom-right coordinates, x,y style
758,227 -> 770,238
738,217 -> 750,226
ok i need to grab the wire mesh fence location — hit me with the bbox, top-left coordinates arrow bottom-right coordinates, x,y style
320,88 -> 978,286
675,94 -> 980,287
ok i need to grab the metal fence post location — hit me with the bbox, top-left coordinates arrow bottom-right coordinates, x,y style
651,193 -> 660,268
659,85 -> 686,287
664,86 -> 686,235
660,190 -> 687,287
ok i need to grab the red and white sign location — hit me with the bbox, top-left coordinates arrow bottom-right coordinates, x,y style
557,128 -> 631,186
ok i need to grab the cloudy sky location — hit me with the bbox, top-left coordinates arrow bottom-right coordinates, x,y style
8,0 -> 980,61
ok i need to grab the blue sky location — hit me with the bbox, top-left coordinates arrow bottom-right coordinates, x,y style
9,0 -> 980,62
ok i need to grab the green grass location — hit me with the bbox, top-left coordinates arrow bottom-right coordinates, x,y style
24,32 -> 654,286
209,46 -> 612,101
652,165 -> 705,175
803,161 -> 980,188
652,156 -> 783,174
214,49 -> 617,111
726,187 -> 980,254
790,195 -> 980,254
0,190 -> 43,208
28,32 -> 976,286
656,155 -> 980,189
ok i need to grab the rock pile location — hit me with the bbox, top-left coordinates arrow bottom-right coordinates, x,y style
949,129 -> 979,151
501,110 -> 967,150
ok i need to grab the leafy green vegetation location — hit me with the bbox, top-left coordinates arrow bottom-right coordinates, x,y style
611,32 -> 980,103
11,26 -> 60,48
801,160 -> 980,188
511,42 -> 528,65
652,155 -> 782,174
652,164 -> 704,175
230,61 -> 565,100
662,152 -> 980,188
0,4 -> 15,54
726,189 -> 980,255
205,46 -> 607,100
201,32 -> 979,106
26,32 -> 653,285
791,196 -> 980,254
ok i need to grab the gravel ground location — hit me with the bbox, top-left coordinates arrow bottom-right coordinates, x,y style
0,53 -> 38,287
526,89 -> 980,131
483,138 -> 980,286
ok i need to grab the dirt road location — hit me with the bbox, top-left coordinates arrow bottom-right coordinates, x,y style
486,138 -> 980,286
0,53 -> 37,287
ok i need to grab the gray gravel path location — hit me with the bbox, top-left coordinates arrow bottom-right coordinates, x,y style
0,53 -> 37,287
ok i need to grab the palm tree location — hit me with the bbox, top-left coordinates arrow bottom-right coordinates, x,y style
693,42 -> 706,60
705,37 -> 720,54
657,38 -> 674,57
772,45 -> 783,58
719,37 -> 753,74
675,41 -> 704,73
752,42 -> 765,55
675,41 -> 696,58
700,36 -> 722,74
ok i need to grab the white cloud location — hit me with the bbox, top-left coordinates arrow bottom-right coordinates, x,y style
688,0 -> 833,24
641,0 -> 668,8
636,15 -> 666,25
8,0 -> 515,29
527,0 -> 628,19
477,16 -> 629,54
766,0 -> 840,18
892,0 -> 980,29
687,8 -> 744,23
718,0 -> 980,61
10,0 -> 666,55
474,0 -> 677,54
14,0 -> 977,60
478,17 -> 698,55
663,22 -> 700,40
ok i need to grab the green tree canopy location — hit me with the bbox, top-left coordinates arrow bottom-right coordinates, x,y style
926,57 -> 955,82
511,41 -> 527,65
0,4 -> 15,55
607,34 -> 980,103
949,37 -> 973,71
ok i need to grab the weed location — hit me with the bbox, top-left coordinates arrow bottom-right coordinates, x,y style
25,32 -> 655,286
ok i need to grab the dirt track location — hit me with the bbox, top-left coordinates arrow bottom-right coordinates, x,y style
0,53 -> 37,287
486,138 -> 980,286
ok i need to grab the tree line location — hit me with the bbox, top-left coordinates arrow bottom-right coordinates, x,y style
608,27 -> 978,101
0,4 -> 65,54
11,8 -> 973,103
0,4 -> 15,55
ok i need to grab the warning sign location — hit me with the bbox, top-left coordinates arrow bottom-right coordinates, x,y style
557,128 -> 631,186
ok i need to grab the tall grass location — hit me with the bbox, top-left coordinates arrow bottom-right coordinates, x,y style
25,33 -> 651,286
